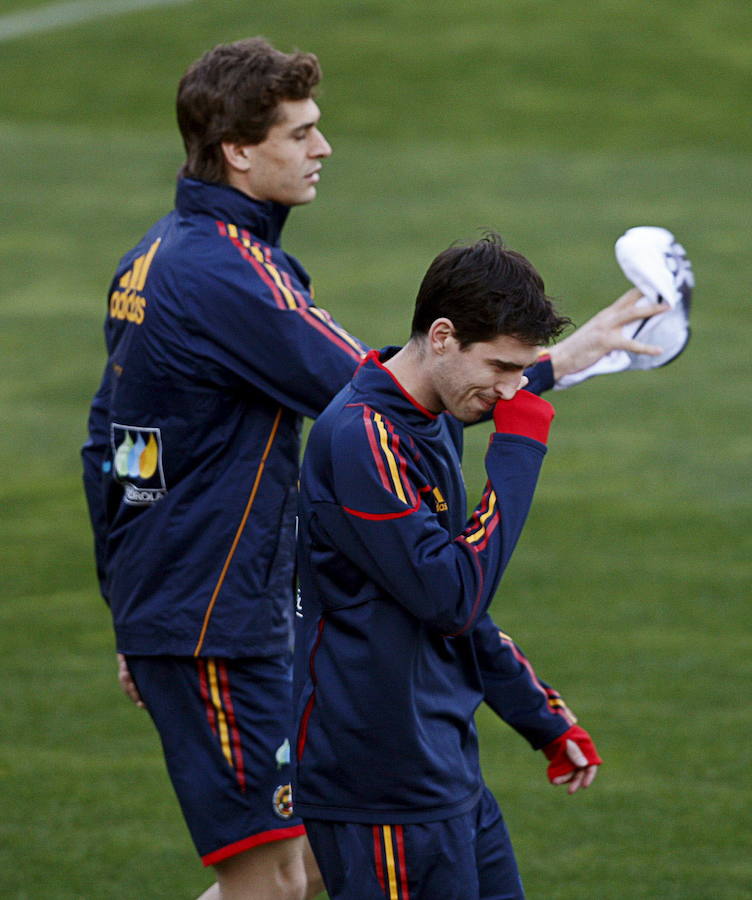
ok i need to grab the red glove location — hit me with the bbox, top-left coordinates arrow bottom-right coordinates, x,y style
543,725 -> 603,785
493,390 -> 555,444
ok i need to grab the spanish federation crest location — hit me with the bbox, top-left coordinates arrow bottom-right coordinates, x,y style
273,783 -> 294,819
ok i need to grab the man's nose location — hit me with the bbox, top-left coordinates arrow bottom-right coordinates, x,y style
495,373 -> 528,401
312,129 -> 332,158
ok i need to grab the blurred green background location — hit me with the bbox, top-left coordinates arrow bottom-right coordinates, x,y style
1,1 -> 750,897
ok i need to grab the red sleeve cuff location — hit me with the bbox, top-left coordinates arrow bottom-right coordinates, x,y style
543,724 -> 603,781
493,390 -> 555,444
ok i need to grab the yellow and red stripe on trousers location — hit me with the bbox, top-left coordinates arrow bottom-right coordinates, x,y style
197,658 -> 247,791
373,824 -> 411,899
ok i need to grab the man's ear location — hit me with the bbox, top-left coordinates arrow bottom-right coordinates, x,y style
428,318 -> 457,355
221,141 -> 252,174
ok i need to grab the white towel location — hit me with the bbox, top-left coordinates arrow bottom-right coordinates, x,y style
555,226 -> 693,389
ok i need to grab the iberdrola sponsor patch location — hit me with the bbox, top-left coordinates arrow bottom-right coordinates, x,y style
110,423 -> 167,505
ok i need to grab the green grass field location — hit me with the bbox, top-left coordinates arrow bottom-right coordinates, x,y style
1,1 -> 751,897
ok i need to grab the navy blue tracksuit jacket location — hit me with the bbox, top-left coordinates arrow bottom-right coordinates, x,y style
294,350 -> 575,824
82,177 -> 366,657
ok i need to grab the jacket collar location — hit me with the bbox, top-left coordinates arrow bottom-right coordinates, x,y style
175,177 -> 290,246
352,349 -> 443,431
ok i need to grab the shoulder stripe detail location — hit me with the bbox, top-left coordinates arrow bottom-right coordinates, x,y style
261,253 -> 304,309
217,221 -> 288,309
347,406 -> 429,518
296,307 -> 364,362
362,407 -> 392,492
280,267 -> 309,308
306,305 -> 365,356
216,220 -> 364,361
384,416 -> 418,506
217,220 -> 304,309
359,407 -> 419,505
376,413 -> 408,503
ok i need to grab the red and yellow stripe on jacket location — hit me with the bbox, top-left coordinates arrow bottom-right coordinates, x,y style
459,482 -> 499,552
497,630 -> 577,725
342,405 -> 428,520
216,221 -> 363,362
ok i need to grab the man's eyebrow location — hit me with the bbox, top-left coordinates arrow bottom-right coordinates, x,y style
289,120 -> 318,134
488,358 -> 528,371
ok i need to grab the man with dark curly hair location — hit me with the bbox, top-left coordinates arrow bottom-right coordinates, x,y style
293,235 -> 602,899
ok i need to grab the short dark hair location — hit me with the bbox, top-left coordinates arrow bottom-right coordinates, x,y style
176,37 -> 322,183
410,232 -> 571,348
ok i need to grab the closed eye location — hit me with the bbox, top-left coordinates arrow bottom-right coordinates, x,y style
489,360 -> 526,373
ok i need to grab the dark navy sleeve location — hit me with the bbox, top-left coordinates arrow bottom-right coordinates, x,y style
473,614 -> 575,749
81,362 -> 112,602
181,235 -> 368,418
309,410 -> 548,636
523,354 -> 554,396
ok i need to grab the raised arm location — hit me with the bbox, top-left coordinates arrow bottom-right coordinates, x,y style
546,288 -> 666,381
181,249 -> 368,417
307,391 -> 554,635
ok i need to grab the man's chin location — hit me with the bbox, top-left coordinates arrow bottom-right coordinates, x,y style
279,188 -> 317,207
452,408 -> 485,424
296,186 -> 318,205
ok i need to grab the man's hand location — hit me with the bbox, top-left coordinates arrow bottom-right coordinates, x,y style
547,288 -> 667,381
117,653 -> 146,709
543,724 -> 602,795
